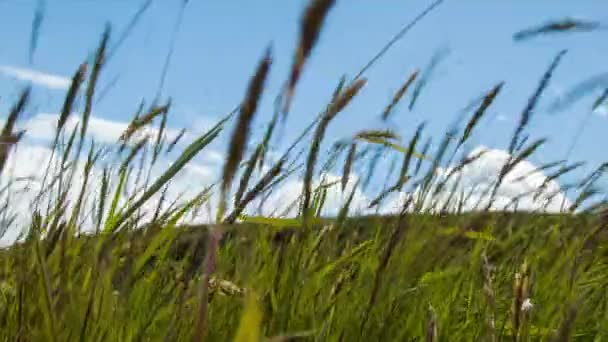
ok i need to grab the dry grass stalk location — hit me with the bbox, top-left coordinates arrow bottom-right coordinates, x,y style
382,70 -> 419,120
328,78 -> 367,118
166,128 -> 186,153
514,18 -> 600,42
284,0 -> 336,113
368,183 -> 401,209
354,129 -> 400,141
82,25 -> 110,140
0,88 -> 31,174
459,82 -> 504,146
223,158 -> 284,224
236,96 -> 281,206
2,88 -> 30,137
58,63 -> 87,137
221,48 -> 272,210
119,101 -> 171,145
121,136 -> 149,171
302,79 -> 366,220
487,138 -> 546,211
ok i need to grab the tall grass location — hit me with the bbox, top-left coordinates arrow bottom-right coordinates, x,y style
0,1 -> 607,341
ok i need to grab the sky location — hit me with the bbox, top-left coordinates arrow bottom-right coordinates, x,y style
0,0 -> 606,242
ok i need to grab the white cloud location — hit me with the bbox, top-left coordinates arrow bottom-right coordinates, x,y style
0,65 -> 71,90
257,172 -> 371,218
0,144 -> 63,245
382,146 -> 571,213
0,139 -> 573,247
22,112 -> 188,145
0,141 -> 220,246
200,150 -> 225,164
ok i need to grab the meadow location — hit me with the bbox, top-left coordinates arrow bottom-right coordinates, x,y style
0,0 -> 607,341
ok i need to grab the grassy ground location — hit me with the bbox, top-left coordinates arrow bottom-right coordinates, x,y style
0,0 -> 607,341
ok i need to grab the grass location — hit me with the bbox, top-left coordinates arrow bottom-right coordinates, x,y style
0,1 -> 608,341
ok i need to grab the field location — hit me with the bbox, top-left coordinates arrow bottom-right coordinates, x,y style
0,0 -> 607,341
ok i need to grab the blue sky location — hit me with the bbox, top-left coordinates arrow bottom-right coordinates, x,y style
0,0 -> 606,205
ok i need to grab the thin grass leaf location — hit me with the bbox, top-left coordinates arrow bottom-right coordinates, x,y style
106,0 -> 153,62
224,158 -> 284,224
382,70 -> 419,120
119,101 -> 171,146
153,0 -> 188,101
341,143 -> 357,192
121,136 -> 149,172
0,87 -> 31,173
353,0 -> 445,80
115,113 -> 231,229
487,138 -> 547,210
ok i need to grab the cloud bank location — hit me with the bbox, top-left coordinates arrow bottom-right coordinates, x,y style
0,114 -> 573,246
0,65 -> 71,90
